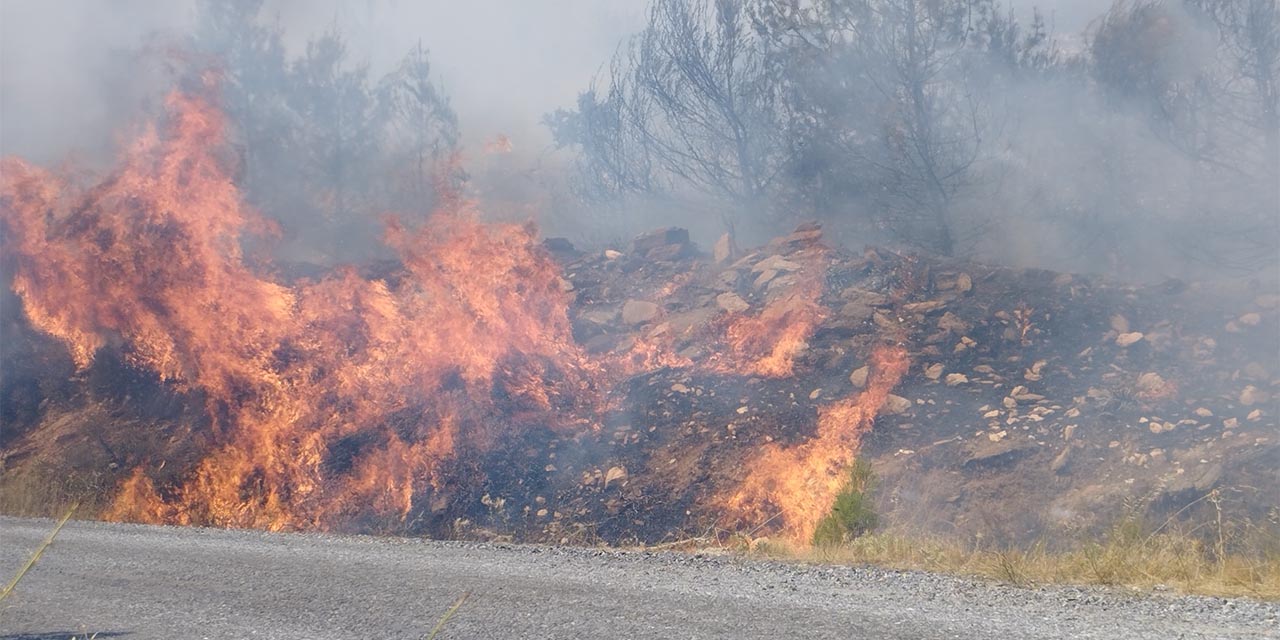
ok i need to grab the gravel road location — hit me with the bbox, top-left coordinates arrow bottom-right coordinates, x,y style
0,516 -> 1275,639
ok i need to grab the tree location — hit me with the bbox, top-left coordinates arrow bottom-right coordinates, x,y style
375,41 -> 461,213
754,0 -> 995,256
550,0 -> 795,244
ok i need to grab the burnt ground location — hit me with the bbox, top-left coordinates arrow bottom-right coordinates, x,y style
1,226 -> 1277,547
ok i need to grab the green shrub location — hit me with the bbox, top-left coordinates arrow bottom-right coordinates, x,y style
812,458 -> 879,546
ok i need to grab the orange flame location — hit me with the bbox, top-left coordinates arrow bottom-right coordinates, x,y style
3,88 -> 595,530
721,345 -> 910,542
718,247 -> 828,378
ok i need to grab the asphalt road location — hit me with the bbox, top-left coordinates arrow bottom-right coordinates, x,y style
0,517 -> 1276,639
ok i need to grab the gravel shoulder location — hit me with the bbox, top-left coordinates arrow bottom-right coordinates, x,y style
0,516 -> 1276,639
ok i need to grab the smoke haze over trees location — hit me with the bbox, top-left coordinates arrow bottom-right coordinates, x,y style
0,0 -> 1276,281
550,0 -> 1279,281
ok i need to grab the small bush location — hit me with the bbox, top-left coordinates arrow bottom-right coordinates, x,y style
812,459 -> 878,546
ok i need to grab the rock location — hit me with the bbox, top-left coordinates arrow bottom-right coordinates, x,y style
1239,385 -> 1263,406
937,312 -> 970,334
713,233 -> 733,263
604,466 -> 628,487
1050,444 -> 1073,474
1242,362 -> 1269,380
670,383 -> 690,394
1063,424 -> 1078,441
841,288 -> 888,306
769,222 -> 823,247
716,292 -> 750,314
632,227 -> 690,254
1160,463 -> 1224,505
1194,407 -> 1213,418
849,366 -> 870,389
964,438 -> 1038,469
1239,312 -> 1262,327
956,272 -> 973,294
579,308 -> 618,326
1110,315 -> 1130,333
882,394 -> 912,415
542,237 -> 579,257
753,269 -> 778,288
646,242 -> 692,262
621,300 -> 660,325
751,255 -> 802,273
903,300 -> 946,314
1116,332 -> 1145,347
840,301 -> 875,323
603,249 -> 623,260
924,363 -> 944,380
1254,293 -> 1280,309
809,388 -> 822,400
1135,372 -> 1169,397
945,373 -> 969,386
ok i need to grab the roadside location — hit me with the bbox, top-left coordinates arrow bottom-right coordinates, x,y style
1,517 -> 1276,639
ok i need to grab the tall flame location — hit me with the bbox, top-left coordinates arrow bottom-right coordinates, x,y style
2,86 -> 593,530
721,345 -> 910,542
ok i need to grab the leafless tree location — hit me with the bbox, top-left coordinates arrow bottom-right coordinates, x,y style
550,0 -> 794,244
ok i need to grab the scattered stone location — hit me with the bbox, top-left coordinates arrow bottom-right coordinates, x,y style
965,438 -> 1037,469
715,292 -> 750,314
1050,444 -> 1073,474
1116,332 -> 1145,347
622,300 -> 661,325
1194,407 -> 1213,418
809,388 -> 822,400
604,466 -> 628,487
751,255 -> 802,273
945,373 -> 969,387
1110,315 -> 1130,333
1238,312 -> 1262,327
713,233 -> 733,264
882,395 -> 912,415
924,363 -> 945,380
840,300 -> 876,323
753,269 -> 778,288
632,227 -> 691,256
670,383 -> 690,394
543,237 -> 578,257
956,273 -> 973,294
937,312 -> 970,334
1239,385 -> 1262,406
1161,462 -> 1224,504
1255,293 -> 1280,309
849,366 -> 870,389
603,249 -> 623,260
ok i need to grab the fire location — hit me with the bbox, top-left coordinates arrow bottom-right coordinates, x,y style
719,247 -> 828,378
2,84 -> 595,531
721,345 -> 910,542
1,80 -> 909,541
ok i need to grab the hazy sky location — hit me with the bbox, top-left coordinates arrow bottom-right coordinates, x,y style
1,0 -> 1113,163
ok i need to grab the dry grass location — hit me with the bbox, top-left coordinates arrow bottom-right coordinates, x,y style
0,464 -> 107,519
1,503 -> 77,604
750,518 -> 1280,600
